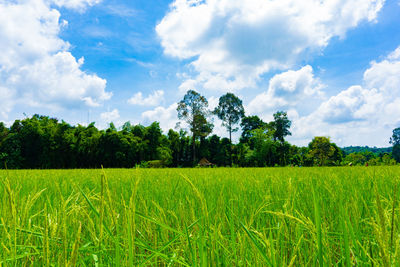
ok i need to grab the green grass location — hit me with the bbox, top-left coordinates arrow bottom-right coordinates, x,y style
0,166 -> 400,266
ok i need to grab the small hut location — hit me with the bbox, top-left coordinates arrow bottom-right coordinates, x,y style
198,158 -> 214,167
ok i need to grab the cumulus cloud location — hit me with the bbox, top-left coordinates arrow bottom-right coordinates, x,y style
247,65 -> 324,117
13,52 -> 110,109
0,0 -> 110,119
291,46 -> 400,146
157,0 -> 384,91
50,0 -> 102,10
0,87 -> 14,119
100,109 -> 120,122
142,103 -> 178,131
128,90 -> 164,106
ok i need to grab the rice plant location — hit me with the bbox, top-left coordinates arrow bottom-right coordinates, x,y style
0,166 -> 399,266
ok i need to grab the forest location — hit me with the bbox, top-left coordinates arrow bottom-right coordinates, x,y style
0,90 -> 399,169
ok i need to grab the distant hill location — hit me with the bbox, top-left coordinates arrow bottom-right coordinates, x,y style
341,146 -> 392,155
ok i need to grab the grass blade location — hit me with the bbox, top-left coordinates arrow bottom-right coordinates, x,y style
240,222 -> 273,266
312,183 -> 323,267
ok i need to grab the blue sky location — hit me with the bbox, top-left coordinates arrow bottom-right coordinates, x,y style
1,0 -> 400,147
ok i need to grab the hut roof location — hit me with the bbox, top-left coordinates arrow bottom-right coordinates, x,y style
198,157 -> 213,166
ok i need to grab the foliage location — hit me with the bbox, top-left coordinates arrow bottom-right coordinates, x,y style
240,115 -> 267,146
177,90 -> 213,139
214,93 -> 245,142
271,111 -> 291,143
177,90 -> 213,163
390,127 -> 400,162
393,144 -> 400,163
157,146 -> 173,166
308,137 -> 342,166
0,97 -> 399,168
341,146 -> 392,155
390,127 -> 400,145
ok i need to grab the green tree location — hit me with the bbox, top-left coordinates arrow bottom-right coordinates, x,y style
129,124 -> 148,162
240,115 -> 267,145
214,93 -> 245,143
218,138 -> 231,166
157,146 -> 173,166
0,122 -> 8,144
247,128 -> 280,167
208,134 -> 221,165
270,111 -> 292,165
392,145 -> 400,163
144,122 -> 163,160
344,153 -> 367,166
167,129 -> 180,166
390,127 -> 400,145
271,111 -> 291,143
0,133 -> 23,168
390,127 -> 400,162
178,130 -> 192,166
233,143 -> 250,167
177,90 -> 213,163
214,93 -> 245,165
308,137 -> 342,166
74,123 -> 101,168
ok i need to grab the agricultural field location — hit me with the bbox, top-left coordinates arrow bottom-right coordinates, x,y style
1,167 -> 400,266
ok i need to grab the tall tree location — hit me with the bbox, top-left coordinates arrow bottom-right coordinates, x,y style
214,93 -> 245,165
177,90 -> 213,163
145,122 -> 163,160
271,111 -> 292,143
214,93 -> 245,144
390,127 -> 400,145
271,111 -> 292,165
390,127 -> 400,162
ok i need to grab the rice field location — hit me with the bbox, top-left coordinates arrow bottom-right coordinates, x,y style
1,166 -> 400,266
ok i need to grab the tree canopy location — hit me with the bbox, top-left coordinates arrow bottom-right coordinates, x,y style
390,127 -> 400,163
308,137 -> 342,166
177,90 -> 213,162
0,92 -> 398,169
271,111 -> 291,143
214,93 -> 245,143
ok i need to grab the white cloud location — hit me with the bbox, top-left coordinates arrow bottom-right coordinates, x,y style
0,86 -> 14,119
207,95 -> 219,111
128,90 -> 164,106
290,46 -> 400,147
14,52 -> 110,109
179,78 -> 198,92
0,0 -> 110,119
157,0 -> 384,91
105,4 -> 137,17
247,65 -> 324,118
50,0 -> 102,10
317,86 -> 381,124
0,0 -> 67,68
142,103 -> 178,132
100,109 -> 120,122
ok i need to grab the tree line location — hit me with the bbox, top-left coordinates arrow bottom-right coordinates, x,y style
0,90 -> 399,169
